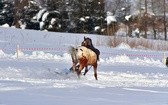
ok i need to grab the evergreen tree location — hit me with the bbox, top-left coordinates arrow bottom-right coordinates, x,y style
0,0 -> 13,26
67,0 -> 106,34
24,0 -> 40,30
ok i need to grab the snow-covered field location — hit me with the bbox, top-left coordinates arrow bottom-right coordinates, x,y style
0,27 -> 168,105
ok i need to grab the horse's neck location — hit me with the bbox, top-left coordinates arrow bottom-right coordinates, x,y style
88,44 -> 95,49
89,41 -> 93,47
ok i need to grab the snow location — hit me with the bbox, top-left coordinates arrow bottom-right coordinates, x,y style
106,11 -> 117,25
0,23 -> 9,27
121,7 -> 126,11
40,21 -> 45,30
132,28 -> 140,37
116,42 -> 131,49
125,15 -> 132,21
94,26 -> 100,31
0,27 -> 168,105
80,17 -> 85,22
42,12 -> 49,22
36,8 -> 47,21
50,18 -> 56,25
85,16 -> 90,19
30,0 -> 37,5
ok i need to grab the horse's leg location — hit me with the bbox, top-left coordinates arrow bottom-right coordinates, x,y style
83,66 -> 88,76
77,60 -> 88,78
70,62 -> 76,72
93,64 -> 98,80
71,62 -> 77,72
77,65 -> 85,78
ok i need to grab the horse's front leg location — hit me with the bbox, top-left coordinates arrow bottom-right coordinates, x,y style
70,62 -> 77,72
77,59 -> 88,78
77,65 -> 84,78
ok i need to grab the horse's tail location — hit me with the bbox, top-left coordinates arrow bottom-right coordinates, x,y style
69,46 -> 78,64
95,49 -> 100,61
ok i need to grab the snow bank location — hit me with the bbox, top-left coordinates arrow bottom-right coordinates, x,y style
11,51 -> 72,62
0,50 -> 5,56
0,24 -> 10,27
100,54 -> 163,67
116,42 -> 131,49
0,49 -> 164,68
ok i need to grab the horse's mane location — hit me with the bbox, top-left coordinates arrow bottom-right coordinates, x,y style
69,46 -> 78,63
88,38 -> 93,47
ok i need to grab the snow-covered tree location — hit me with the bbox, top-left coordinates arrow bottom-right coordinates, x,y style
34,0 -> 106,34
105,0 -> 131,16
23,0 -> 40,30
70,0 -> 106,34
0,0 -> 13,26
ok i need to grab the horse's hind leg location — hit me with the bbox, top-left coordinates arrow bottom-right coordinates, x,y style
93,64 -> 98,80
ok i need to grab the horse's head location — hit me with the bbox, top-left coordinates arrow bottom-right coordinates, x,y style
81,36 -> 93,47
76,47 -> 85,60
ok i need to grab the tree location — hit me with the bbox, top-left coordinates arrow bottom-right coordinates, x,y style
163,0 -> 167,40
105,0 -> 132,36
0,0 -> 13,26
13,0 -> 29,28
144,0 -> 147,38
105,0 -> 131,16
36,0 -> 106,34
24,0 -> 40,30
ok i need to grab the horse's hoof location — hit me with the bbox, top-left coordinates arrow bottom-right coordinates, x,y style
69,67 -> 73,72
83,69 -> 88,76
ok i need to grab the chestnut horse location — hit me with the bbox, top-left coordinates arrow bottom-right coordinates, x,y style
70,46 -> 98,80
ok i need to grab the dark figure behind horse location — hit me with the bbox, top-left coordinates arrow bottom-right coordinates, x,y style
81,37 -> 100,61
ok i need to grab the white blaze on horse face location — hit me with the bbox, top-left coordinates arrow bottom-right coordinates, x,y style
76,47 -> 84,59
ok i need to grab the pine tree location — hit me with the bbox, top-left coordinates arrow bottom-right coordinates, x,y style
0,0 -> 14,26
67,0 -> 106,34
24,0 -> 40,30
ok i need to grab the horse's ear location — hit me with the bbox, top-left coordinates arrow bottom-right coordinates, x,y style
84,36 -> 86,40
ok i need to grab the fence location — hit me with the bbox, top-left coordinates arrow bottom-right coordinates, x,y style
0,44 -> 166,60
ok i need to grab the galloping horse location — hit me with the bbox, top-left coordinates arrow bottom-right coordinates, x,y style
69,46 -> 98,80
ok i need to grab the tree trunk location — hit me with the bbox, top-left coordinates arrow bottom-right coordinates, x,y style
144,0 -> 148,38
13,0 -> 29,28
127,23 -> 132,37
13,0 -> 20,28
164,0 -> 167,40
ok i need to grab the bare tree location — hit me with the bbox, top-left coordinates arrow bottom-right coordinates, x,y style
105,0 -> 131,15
144,0 -> 147,38
13,0 -> 28,28
163,0 -> 167,40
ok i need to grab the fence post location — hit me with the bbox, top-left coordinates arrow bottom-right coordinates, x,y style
162,52 -> 166,65
16,44 -> 19,59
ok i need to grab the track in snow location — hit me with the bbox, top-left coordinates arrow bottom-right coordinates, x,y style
0,51 -> 168,89
1,65 -> 168,89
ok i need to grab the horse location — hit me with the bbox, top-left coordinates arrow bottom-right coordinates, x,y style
69,46 -> 98,80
